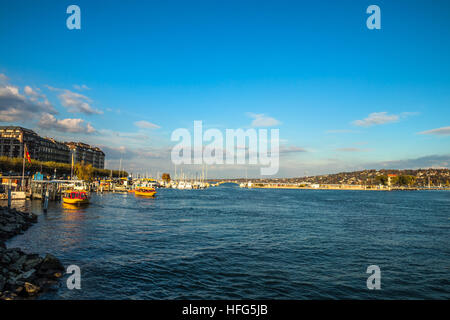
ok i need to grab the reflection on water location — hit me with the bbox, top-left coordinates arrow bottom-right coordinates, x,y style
0,199 -> 27,211
5,188 -> 450,300
62,202 -> 90,213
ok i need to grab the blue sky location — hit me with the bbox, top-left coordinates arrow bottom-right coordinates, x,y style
0,0 -> 449,177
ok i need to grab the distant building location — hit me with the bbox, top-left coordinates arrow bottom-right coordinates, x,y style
0,126 -> 105,169
40,137 -> 71,163
387,174 -> 397,187
65,142 -> 105,169
0,126 -> 70,163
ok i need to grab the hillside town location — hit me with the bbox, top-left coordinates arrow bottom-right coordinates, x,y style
223,169 -> 450,188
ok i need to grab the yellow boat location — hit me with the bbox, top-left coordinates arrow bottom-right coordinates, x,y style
134,187 -> 156,197
62,190 -> 90,205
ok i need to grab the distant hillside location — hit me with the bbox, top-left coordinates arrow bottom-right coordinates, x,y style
218,168 -> 450,187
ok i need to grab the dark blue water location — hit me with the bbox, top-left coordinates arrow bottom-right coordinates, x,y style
6,186 -> 450,299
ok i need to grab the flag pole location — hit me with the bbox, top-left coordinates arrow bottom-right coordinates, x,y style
22,144 -> 26,191
71,151 -> 74,180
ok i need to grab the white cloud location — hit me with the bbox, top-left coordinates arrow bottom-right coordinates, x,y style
418,126 -> 450,136
352,112 -> 399,127
0,85 -> 57,122
134,120 -> 160,129
247,113 -> 281,127
38,113 -> 96,134
24,85 -> 52,105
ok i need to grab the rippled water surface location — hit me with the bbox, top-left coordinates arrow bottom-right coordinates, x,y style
6,186 -> 450,299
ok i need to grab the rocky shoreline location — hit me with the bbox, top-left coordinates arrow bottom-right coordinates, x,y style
0,206 -> 64,300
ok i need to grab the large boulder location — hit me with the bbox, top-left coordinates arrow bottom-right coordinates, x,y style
37,254 -> 64,276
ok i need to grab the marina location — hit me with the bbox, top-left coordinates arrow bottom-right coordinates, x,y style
3,186 -> 449,299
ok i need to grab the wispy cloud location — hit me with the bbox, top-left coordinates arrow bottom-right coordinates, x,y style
99,145 -> 132,160
335,147 -> 368,152
47,85 -> 102,115
134,120 -> 160,129
418,126 -> 450,136
73,84 -> 90,91
247,113 -> 281,127
325,129 -> 355,134
352,111 -> 418,127
0,73 -> 8,83
367,154 -> 450,169
280,146 -> 307,154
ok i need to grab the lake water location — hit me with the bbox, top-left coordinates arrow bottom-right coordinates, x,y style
6,186 -> 450,299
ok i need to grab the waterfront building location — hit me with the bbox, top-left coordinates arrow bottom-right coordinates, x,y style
40,137 -> 71,163
0,126 -> 70,163
387,174 -> 397,187
0,126 -> 105,168
65,142 -> 105,169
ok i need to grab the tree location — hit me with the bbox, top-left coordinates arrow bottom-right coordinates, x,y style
374,175 -> 388,186
162,173 -> 171,182
75,162 -> 94,181
395,175 -> 416,187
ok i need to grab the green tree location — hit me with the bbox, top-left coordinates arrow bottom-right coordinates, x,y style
396,175 -> 416,186
374,175 -> 388,185
75,162 -> 94,181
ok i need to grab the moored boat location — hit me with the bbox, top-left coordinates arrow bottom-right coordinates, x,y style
62,190 -> 90,205
134,187 -> 156,197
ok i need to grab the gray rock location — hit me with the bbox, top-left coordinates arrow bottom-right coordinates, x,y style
39,254 -> 64,272
0,254 -> 11,265
0,223 -> 16,234
23,256 -> 43,271
16,269 -> 36,281
11,255 -> 27,270
0,275 -> 5,291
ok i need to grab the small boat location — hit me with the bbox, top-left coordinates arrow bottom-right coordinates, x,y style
114,185 -> 128,193
62,190 -> 90,205
134,187 -> 156,197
